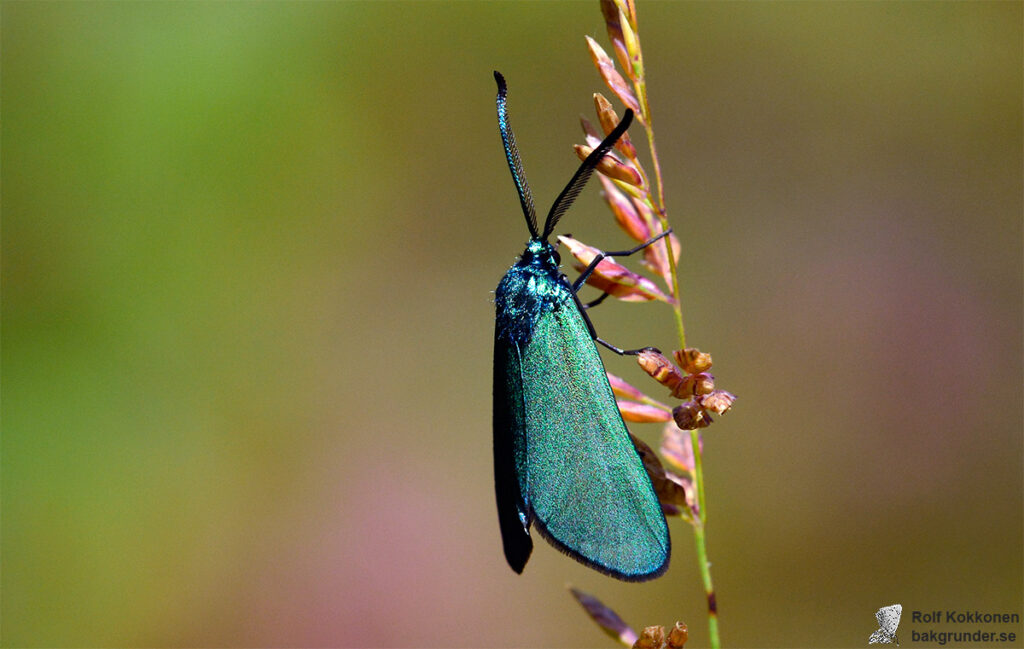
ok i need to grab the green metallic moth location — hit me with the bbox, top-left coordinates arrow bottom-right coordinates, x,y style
492,71 -> 670,581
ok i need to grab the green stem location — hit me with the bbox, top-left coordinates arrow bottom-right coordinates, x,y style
690,504 -> 720,649
636,79 -> 686,350
637,57 -> 719,649
690,428 -> 719,648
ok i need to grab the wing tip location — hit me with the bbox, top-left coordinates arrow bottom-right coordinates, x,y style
502,530 -> 533,574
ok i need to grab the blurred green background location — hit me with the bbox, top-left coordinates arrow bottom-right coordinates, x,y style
3,2 -> 1021,647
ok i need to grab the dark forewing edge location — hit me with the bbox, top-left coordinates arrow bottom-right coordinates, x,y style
493,326 -> 533,573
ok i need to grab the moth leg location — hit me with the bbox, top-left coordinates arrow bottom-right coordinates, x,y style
571,289 -> 600,340
570,289 -> 661,356
567,229 -> 672,352
581,291 -> 611,310
569,228 -> 672,309
596,338 -> 661,357
571,228 -> 672,292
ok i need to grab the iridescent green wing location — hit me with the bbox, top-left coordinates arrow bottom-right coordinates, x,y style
519,297 -> 670,580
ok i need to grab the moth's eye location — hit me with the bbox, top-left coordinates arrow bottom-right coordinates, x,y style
551,250 -> 561,264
